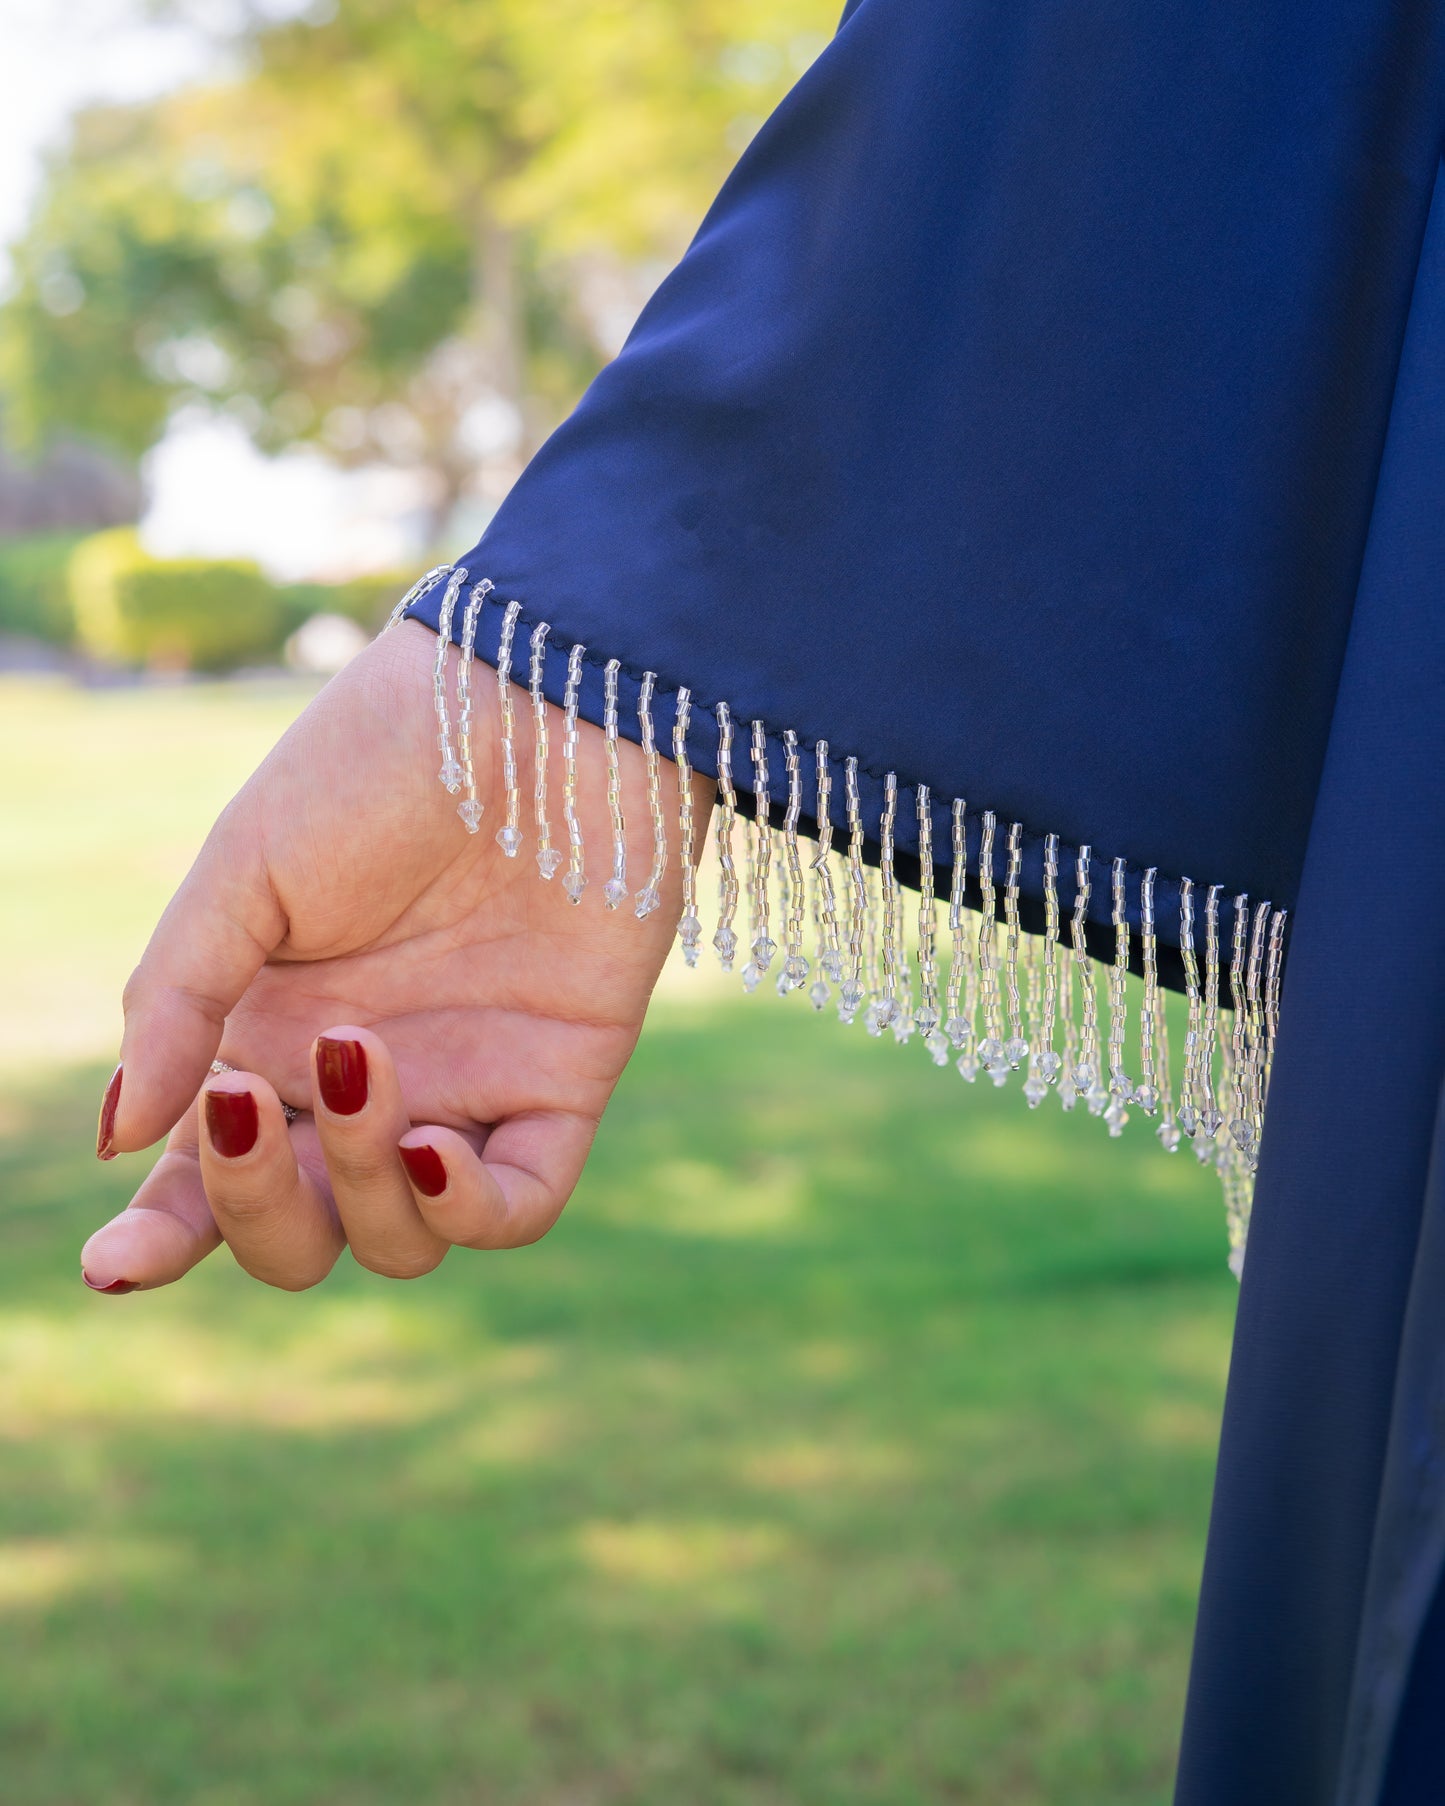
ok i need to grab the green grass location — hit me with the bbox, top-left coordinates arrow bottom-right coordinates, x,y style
0,675 -> 1234,1805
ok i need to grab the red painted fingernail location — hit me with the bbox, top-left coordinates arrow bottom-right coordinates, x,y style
83,1272 -> 138,1295
316,1037 -> 368,1115
205,1087 -> 259,1158
96,1063 -> 123,1161
399,1142 -> 448,1197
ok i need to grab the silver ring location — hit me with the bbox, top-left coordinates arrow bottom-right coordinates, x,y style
210,1059 -> 300,1125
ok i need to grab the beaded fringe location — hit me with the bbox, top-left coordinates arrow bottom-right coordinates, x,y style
387,567 -> 1288,1279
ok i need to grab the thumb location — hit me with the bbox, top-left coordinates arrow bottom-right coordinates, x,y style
100,796 -> 286,1157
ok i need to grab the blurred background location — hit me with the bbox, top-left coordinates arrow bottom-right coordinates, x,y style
1,2 -> 1236,1800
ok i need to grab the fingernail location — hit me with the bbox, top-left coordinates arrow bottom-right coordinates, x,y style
316,1037 -> 368,1115
205,1087 -> 259,1158
399,1142 -> 448,1197
96,1063 -> 123,1161
83,1271 -> 138,1295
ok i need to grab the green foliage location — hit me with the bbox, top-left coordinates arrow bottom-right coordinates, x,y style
276,569 -> 414,636
0,0 -> 840,532
0,531 -> 84,643
68,527 -> 283,671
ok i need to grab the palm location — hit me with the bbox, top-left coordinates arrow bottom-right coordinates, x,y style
86,621 -> 708,1291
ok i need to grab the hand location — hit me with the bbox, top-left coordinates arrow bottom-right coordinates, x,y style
81,620 -> 712,1293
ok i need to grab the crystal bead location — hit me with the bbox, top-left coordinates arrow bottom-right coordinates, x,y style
1178,1104 -> 1198,1136
892,1016 -> 913,1046
1035,1051 -> 1063,1083
603,877 -> 628,910
915,1006 -> 940,1036
1104,1099 -> 1128,1137
1085,1084 -> 1108,1116
988,1061 -> 1009,1088
1230,1117 -> 1255,1152
1157,1120 -> 1181,1153
752,935 -> 777,970
944,1016 -> 969,1049
1005,1037 -> 1028,1068
1058,1078 -> 1078,1111
1023,1074 -> 1048,1109
536,845 -> 563,880
956,1052 -> 980,1083
1193,1137 -> 1214,1166
458,798 -> 483,834
1072,1061 -> 1096,1090
438,758 -> 463,792
562,870 -> 587,905
713,926 -> 738,968
683,945 -> 700,969
679,913 -> 702,946
783,954 -> 809,988
839,979 -> 864,1013
1110,1066 -> 1132,1098
1134,1083 -> 1159,1115
495,824 -> 522,858
926,1030 -> 949,1065
741,962 -> 761,992
634,885 -> 661,919
809,979 -> 830,1010
1200,1106 -> 1224,1137
1228,1245 -> 1246,1281
821,952 -> 844,983
776,968 -> 792,997
864,1003 -> 885,1037
978,1036 -> 1005,1067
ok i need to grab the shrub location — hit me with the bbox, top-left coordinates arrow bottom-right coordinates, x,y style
277,570 -> 414,637
0,531 -> 85,643
69,529 -> 285,671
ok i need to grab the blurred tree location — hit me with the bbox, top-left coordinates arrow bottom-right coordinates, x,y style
0,0 -> 836,540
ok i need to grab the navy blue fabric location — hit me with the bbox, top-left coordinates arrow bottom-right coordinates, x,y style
405,4 -> 1445,1798
414,0 -> 1445,945
1175,158 -> 1445,1806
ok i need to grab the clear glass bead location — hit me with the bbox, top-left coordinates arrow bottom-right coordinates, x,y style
752,935 -> 777,970
1193,1137 -> 1215,1166
1228,1245 -> 1246,1281
783,954 -> 809,987
603,877 -> 628,910
1085,1083 -> 1109,1116
1134,1083 -> 1159,1115
634,885 -> 661,920
1157,1120 -> 1181,1153
1230,1117 -> 1255,1152
1005,1036 -> 1028,1068
944,1015 -> 969,1049
741,962 -> 761,992
1035,1050 -> 1063,1083
891,1016 -> 913,1046
809,979 -> 830,1010
839,978 -> 864,1012
821,952 -> 844,983
956,1053 -> 980,1083
978,1036 -> 1004,1067
989,1061 -> 1009,1088
495,824 -> 522,858
915,1006 -> 940,1037
1104,1099 -> 1128,1137
562,870 -> 587,905
864,1003 -> 885,1037
458,799 -> 483,834
926,1030 -> 949,1065
1178,1104 -> 1198,1136
775,967 -> 792,997
1058,1078 -> 1078,1111
1072,1061 -> 1096,1090
1200,1106 -> 1224,1137
1023,1074 -> 1048,1109
713,926 -> 738,968
536,846 -> 563,880
438,758 -> 463,792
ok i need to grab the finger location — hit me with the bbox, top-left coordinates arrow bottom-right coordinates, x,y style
102,793 -> 286,1159
81,1111 -> 223,1294
199,1070 -> 343,1291
397,1110 -> 599,1251
311,1028 -> 449,1279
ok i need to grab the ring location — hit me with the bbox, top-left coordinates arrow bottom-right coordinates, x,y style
210,1059 -> 301,1125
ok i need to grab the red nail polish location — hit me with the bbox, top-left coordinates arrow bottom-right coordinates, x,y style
83,1272 -> 138,1295
96,1063 -> 123,1161
205,1087 -> 259,1158
399,1142 -> 448,1197
316,1037 -> 368,1115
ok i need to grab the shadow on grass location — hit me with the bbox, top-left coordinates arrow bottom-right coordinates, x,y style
0,1003 -> 1235,1806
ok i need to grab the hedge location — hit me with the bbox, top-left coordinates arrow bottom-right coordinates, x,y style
0,532 -> 85,644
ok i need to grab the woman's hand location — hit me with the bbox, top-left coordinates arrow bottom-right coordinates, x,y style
81,620 -> 711,1293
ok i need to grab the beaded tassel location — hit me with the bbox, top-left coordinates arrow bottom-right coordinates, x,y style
779,730 -> 809,992
1070,847 -> 1103,1104
601,659 -> 628,909
1265,909 -> 1288,1095
635,671 -> 667,919
841,757 -> 867,1024
1104,857 -> 1130,1135
383,562 -> 452,634
714,703 -> 741,968
561,642 -> 587,904
1227,896 -> 1250,1150
977,812 -> 1005,1077
811,742 -> 843,1004
917,786 -> 946,1061
945,800 -> 977,1066
673,687 -> 702,965
493,599 -> 523,857
432,566 -> 469,792
1137,868 -> 1163,1121
1199,885 -> 1224,1139
1036,834 -> 1063,1089
1244,902 -> 1272,1164
875,773 -> 902,1035
528,623 -> 562,878
744,721 -> 776,987
1003,823 -> 1027,1069
454,577 -> 492,833
1178,878 -> 1202,1136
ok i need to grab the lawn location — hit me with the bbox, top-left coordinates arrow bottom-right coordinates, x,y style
0,675 -> 1235,1805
